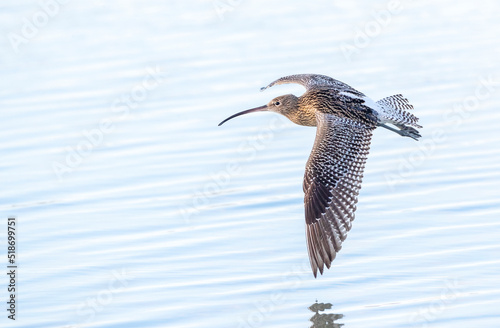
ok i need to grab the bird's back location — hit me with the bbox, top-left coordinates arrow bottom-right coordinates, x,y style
298,88 -> 378,128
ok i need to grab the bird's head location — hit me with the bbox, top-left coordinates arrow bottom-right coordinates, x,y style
218,94 -> 299,126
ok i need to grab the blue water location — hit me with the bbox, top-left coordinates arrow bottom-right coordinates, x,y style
1,0 -> 500,327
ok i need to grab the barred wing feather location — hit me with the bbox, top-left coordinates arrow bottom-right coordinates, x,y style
303,113 -> 374,277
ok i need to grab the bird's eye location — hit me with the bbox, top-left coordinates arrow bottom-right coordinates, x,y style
275,101 -> 280,106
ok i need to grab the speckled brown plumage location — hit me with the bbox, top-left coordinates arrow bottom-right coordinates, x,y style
219,74 -> 422,277
303,114 -> 374,276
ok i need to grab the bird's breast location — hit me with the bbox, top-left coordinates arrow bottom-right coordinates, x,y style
291,105 -> 318,126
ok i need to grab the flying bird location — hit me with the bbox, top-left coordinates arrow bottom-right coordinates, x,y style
219,74 -> 422,277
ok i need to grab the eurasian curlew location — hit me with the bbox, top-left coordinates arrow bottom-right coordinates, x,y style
219,74 -> 422,277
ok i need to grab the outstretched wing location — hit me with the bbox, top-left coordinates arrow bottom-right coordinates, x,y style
303,113 -> 374,277
261,74 -> 364,96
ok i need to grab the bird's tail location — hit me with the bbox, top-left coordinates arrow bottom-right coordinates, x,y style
376,94 -> 422,128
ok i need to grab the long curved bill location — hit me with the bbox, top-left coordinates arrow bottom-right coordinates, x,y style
218,105 -> 267,126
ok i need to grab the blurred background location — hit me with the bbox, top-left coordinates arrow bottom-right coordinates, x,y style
1,0 -> 499,327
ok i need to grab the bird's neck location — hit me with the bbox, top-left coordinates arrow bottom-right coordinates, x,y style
287,102 -> 317,127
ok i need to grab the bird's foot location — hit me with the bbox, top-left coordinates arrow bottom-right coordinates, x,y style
378,123 -> 421,141
398,125 -> 421,140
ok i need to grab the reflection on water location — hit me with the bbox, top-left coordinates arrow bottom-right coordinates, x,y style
309,302 -> 344,328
